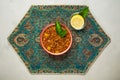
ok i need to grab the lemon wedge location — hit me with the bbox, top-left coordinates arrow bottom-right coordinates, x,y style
70,14 -> 84,30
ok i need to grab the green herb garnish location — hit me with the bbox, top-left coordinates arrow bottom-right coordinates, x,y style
79,6 -> 89,18
55,21 -> 67,37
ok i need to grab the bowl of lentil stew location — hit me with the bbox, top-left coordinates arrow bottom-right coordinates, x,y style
40,23 -> 72,56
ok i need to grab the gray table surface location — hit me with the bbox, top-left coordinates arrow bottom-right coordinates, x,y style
0,0 -> 120,80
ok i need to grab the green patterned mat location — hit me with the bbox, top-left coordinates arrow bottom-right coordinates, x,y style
8,5 -> 110,73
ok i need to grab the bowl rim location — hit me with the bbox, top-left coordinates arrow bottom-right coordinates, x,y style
40,23 -> 72,56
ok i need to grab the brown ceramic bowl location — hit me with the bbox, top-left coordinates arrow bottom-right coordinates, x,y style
40,23 -> 72,56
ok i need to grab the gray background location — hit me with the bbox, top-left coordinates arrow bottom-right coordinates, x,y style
0,0 -> 120,80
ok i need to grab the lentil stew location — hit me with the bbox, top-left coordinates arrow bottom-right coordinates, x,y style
40,23 -> 72,55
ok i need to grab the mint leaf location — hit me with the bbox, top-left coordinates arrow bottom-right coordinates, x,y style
59,30 -> 67,37
55,21 -> 62,34
55,21 -> 67,38
79,6 -> 89,18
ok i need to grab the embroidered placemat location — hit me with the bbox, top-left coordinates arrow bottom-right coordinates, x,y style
8,5 -> 110,73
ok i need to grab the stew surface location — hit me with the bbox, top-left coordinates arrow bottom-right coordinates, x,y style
42,25 -> 71,53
